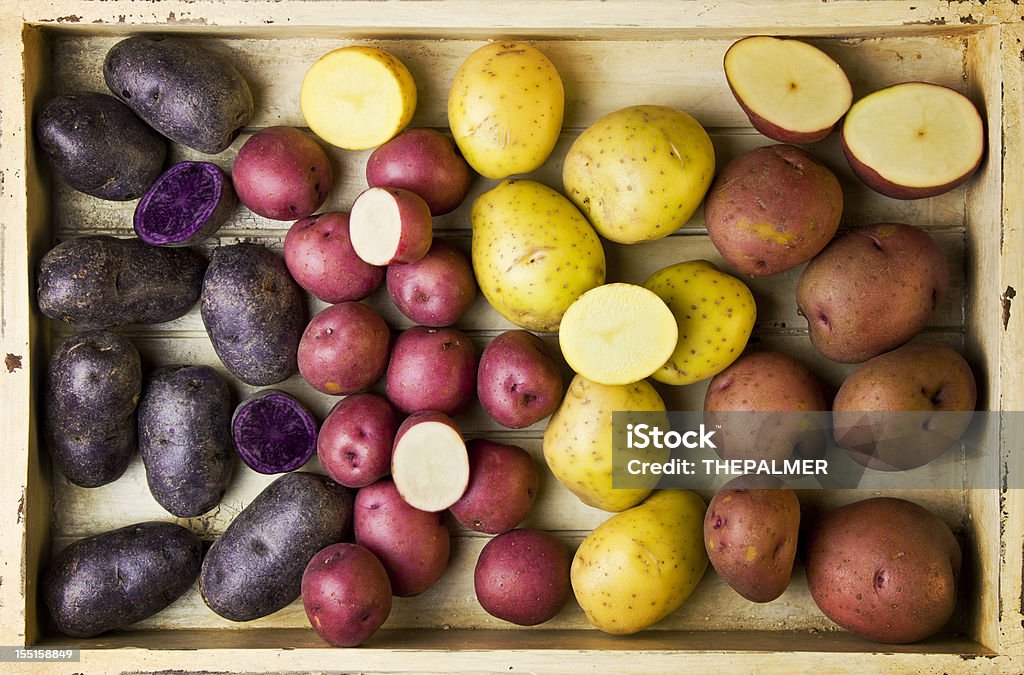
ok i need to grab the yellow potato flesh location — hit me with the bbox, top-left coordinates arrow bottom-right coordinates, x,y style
301,46 -> 417,150
643,260 -> 756,385
448,41 -> 564,179
572,490 -> 708,634
558,283 -> 678,386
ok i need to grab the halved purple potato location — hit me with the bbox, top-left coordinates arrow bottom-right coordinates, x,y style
231,390 -> 318,474
134,162 -> 236,246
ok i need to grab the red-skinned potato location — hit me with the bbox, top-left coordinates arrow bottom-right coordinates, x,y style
386,326 -> 477,415
350,187 -> 432,266
297,302 -> 391,396
449,439 -> 538,534
391,411 -> 469,513
232,127 -> 333,220
366,128 -> 473,216
806,497 -> 962,644
474,529 -> 571,626
385,239 -> 476,327
477,330 -> 564,429
704,476 -> 800,603
318,393 -> 400,488
301,543 -> 392,647
353,479 -> 451,596
284,212 -> 384,303
796,223 -> 949,363
704,144 -> 843,276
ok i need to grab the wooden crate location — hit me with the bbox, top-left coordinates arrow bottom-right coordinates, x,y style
1,1 -> 1022,672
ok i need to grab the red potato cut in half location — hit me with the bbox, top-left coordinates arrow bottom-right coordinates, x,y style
724,36 -> 852,144
391,411 -> 469,512
841,82 -> 985,199
349,186 -> 433,266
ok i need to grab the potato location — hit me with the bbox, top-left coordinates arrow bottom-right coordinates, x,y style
474,529 -> 570,626
45,330 -> 141,488
37,235 -> 206,330
796,223 -> 949,363
44,521 -> 202,638
704,144 -> 843,276
200,472 -> 354,622
353,479 -> 450,597
563,105 -> 715,244
471,179 -> 605,332
450,439 -> 538,534
301,46 -> 417,150
37,92 -> 166,201
366,128 -> 473,216
104,36 -> 253,154
134,161 -> 236,247
704,351 -> 830,462
448,41 -> 564,179
318,393 -> 399,489
385,326 -> 477,415
571,490 -> 708,634
302,543 -> 392,647
477,330 -> 563,429
386,239 -> 476,327
138,365 -> 233,517
231,390 -> 318,474
232,127 -> 333,221
284,211 -> 384,304
350,187 -> 433,266
833,344 -> 976,471
390,411 -> 469,513
805,497 -> 961,644
297,302 -> 391,396
201,242 -> 305,386
543,374 -> 667,512
704,476 -> 800,602
642,260 -> 756,385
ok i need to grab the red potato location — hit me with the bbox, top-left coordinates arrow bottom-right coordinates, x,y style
366,128 -> 473,216
385,326 -> 477,415
354,479 -> 451,596
391,411 -> 469,512
349,187 -> 432,266
298,302 -> 391,395
477,330 -> 564,429
318,393 -> 400,489
301,543 -> 392,647
232,126 -> 333,220
449,439 -> 538,534
385,239 -> 477,327
474,529 -> 571,626
284,212 -> 384,303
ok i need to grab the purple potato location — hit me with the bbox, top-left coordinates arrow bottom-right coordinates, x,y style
134,162 -> 236,246
232,389 -> 318,474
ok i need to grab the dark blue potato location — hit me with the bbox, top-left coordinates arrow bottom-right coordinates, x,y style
36,92 -> 167,201
199,472 -> 354,622
139,365 -> 234,517
134,162 -> 237,247
231,389 -> 318,474
37,235 -> 206,330
104,36 -> 254,154
43,521 -> 202,638
200,243 -> 305,386
45,330 -> 141,488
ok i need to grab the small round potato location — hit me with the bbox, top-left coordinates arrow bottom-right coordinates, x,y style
475,529 -> 570,626
302,543 -> 392,647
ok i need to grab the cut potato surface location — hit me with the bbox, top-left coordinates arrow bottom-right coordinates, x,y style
301,46 -> 417,150
391,413 -> 469,512
558,283 -> 678,386
350,187 -> 432,266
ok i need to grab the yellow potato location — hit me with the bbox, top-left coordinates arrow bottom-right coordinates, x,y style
571,490 -> 708,634
301,46 -> 417,150
543,374 -> 666,512
563,105 -> 715,244
471,179 -> 605,332
643,260 -> 756,385
558,283 -> 677,385
448,41 -> 564,179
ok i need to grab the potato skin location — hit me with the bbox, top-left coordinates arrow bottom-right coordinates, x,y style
45,330 -> 141,488
37,235 -> 206,329
138,365 -> 233,517
44,521 -> 202,638
302,543 -> 392,647
805,497 -> 961,644
200,472 -> 355,622
37,92 -> 166,200
201,243 -> 305,385
474,529 -> 570,625
104,36 -> 254,154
